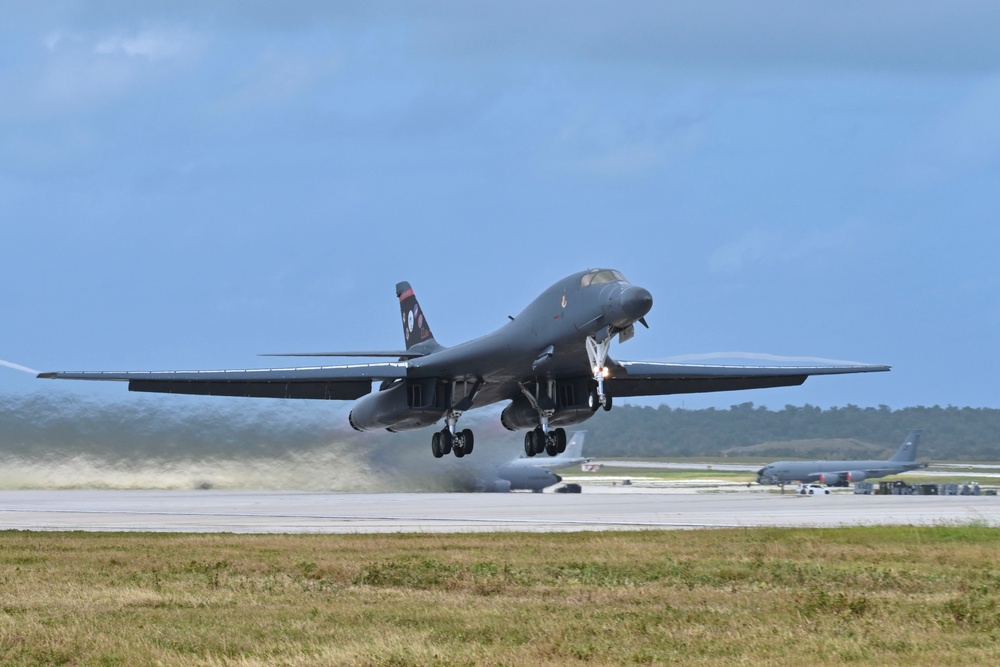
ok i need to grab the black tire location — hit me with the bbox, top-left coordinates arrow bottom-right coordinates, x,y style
555,428 -> 567,454
602,395 -> 613,412
462,429 -> 474,455
545,432 -> 558,456
453,443 -> 465,458
440,429 -> 453,455
533,427 -> 546,455
588,390 -> 600,412
431,432 -> 443,458
524,431 -> 535,457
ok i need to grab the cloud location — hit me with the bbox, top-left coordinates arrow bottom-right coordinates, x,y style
708,222 -> 869,273
885,75 -> 1000,188
29,2 -> 1000,74
93,27 -> 205,61
216,49 -> 340,112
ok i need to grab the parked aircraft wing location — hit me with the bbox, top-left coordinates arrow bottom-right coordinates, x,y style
37,362 -> 408,400
606,362 -> 890,397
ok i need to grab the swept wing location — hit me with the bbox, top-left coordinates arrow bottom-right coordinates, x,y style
606,361 -> 889,397
38,362 -> 406,400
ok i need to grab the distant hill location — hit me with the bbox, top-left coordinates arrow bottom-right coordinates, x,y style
722,438 -> 889,460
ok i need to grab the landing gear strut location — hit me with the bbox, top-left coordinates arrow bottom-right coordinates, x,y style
431,380 -> 482,460
585,335 -> 613,410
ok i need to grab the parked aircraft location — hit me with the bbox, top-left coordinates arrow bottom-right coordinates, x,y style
755,430 -> 925,487
39,269 -> 889,460
490,431 -> 589,492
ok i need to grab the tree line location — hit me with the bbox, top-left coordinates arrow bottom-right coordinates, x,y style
583,403 -> 1000,461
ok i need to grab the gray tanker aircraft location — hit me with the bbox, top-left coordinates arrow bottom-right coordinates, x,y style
492,431 -> 590,492
756,430 -> 925,487
40,269 -> 889,460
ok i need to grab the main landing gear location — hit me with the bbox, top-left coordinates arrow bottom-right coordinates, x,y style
524,426 -> 567,457
430,408 -> 475,459
431,427 -> 474,458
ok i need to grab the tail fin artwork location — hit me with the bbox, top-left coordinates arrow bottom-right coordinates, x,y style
889,430 -> 922,462
396,281 -> 435,350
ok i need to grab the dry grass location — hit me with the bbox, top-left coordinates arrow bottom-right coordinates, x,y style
1,526 -> 998,665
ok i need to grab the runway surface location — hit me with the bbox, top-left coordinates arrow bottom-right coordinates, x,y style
2,489 -> 997,533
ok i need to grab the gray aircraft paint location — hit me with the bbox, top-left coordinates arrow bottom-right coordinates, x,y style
39,269 -> 890,460
756,430 -> 925,486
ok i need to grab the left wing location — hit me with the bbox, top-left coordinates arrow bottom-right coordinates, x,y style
606,361 -> 890,397
37,362 -> 407,400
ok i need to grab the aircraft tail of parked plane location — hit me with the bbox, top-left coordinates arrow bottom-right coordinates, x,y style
889,430 -> 921,462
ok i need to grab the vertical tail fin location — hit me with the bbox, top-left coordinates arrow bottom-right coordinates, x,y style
561,431 -> 586,459
889,430 -> 922,462
396,281 -> 435,350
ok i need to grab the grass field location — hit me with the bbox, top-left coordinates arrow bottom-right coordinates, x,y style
1,527 -> 998,666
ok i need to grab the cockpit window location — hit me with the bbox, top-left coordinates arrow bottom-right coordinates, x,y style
580,269 -> 626,287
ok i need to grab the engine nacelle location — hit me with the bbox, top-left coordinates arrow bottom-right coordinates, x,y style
818,472 -> 841,486
499,396 -> 594,431
846,471 -> 867,483
348,380 -> 446,432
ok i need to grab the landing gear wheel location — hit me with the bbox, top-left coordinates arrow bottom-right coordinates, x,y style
545,435 -> 558,457
532,427 -> 546,456
431,432 -> 443,459
453,442 -> 465,458
555,428 -> 567,454
588,390 -> 601,412
602,395 -> 613,412
440,429 -> 454,456
524,431 -> 536,457
461,429 -> 474,455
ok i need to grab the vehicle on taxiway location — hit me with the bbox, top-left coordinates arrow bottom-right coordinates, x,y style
796,483 -> 832,496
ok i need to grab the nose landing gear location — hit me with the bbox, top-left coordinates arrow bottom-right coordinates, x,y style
585,335 -> 613,410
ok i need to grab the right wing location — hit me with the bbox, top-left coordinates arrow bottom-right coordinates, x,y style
606,361 -> 890,397
37,362 -> 407,400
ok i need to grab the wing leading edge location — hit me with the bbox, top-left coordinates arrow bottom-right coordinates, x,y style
37,362 -> 407,400
607,361 -> 890,398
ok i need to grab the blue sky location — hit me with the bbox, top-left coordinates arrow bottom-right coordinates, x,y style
3,1 -> 999,412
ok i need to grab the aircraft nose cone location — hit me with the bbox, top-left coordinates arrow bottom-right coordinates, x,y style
621,286 -> 653,320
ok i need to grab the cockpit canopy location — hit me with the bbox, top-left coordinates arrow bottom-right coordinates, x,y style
580,269 -> 627,287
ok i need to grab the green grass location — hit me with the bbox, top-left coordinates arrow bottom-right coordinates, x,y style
1,527 -> 998,665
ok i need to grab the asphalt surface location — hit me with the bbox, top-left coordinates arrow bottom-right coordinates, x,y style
1,488 -> 996,533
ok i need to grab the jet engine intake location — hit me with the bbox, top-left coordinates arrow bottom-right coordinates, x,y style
847,471 -> 866,483
348,380 -> 445,432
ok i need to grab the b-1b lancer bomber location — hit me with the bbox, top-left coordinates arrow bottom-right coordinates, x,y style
40,269 -> 889,460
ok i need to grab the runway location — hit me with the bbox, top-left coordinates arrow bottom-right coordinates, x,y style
1,488 -> 997,533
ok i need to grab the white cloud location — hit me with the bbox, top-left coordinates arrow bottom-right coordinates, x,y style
93,27 -> 205,61
709,222 -> 868,273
